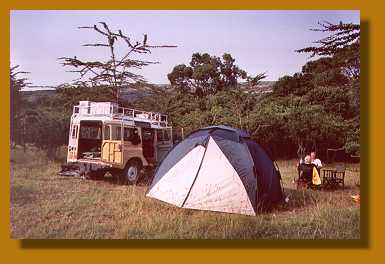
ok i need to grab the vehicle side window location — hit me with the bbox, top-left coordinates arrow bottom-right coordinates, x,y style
104,125 -> 110,140
116,127 -> 121,140
124,127 -> 141,145
110,125 -> 121,140
157,129 -> 170,143
123,127 -> 131,141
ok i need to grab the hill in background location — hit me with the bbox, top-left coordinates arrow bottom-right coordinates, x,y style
21,81 -> 276,103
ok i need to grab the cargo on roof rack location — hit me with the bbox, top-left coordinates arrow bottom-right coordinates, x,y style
72,101 -> 169,128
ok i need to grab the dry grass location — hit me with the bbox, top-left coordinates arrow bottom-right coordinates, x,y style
10,147 -> 360,239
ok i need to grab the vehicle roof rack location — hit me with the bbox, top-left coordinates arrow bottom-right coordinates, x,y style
72,101 -> 168,127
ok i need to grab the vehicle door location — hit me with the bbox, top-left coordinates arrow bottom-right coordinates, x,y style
156,128 -> 173,163
101,124 -> 123,165
122,126 -> 143,164
67,123 -> 79,162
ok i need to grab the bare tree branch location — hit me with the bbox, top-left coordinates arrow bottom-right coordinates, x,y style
59,22 -> 177,102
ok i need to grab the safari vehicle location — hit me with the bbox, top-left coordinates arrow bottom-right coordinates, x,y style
67,101 -> 181,184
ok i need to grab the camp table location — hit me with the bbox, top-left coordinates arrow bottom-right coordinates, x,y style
321,164 -> 346,190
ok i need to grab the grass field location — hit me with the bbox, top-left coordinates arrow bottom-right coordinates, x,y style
10,147 -> 360,239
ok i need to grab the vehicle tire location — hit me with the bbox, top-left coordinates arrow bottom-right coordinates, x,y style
120,160 -> 142,185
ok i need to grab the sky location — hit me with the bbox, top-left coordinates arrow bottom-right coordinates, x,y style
10,10 -> 359,86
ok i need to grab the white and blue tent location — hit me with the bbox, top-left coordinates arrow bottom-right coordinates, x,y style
146,126 -> 283,216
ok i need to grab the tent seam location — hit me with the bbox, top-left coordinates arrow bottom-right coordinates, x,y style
180,136 -> 210,208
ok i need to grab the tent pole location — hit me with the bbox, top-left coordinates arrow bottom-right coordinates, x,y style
180,136 -> 210,208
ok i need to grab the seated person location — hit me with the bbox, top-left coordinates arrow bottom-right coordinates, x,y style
298,155 -> 316,188
310,151 -> 322,174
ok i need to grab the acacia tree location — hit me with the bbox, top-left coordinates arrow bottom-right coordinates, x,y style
296,21 -> 360,80
295,21 -> 360,156
59,22 -> 176,102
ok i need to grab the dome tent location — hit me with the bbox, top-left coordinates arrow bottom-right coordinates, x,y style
146,125 -> 283,216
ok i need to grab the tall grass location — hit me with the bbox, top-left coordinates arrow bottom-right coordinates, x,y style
10,147 -> 360,239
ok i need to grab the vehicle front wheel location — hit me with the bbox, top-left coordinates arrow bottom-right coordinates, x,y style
120,160 -> 142,185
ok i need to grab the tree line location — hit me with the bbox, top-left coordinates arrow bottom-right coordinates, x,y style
10,21 -> 360,161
